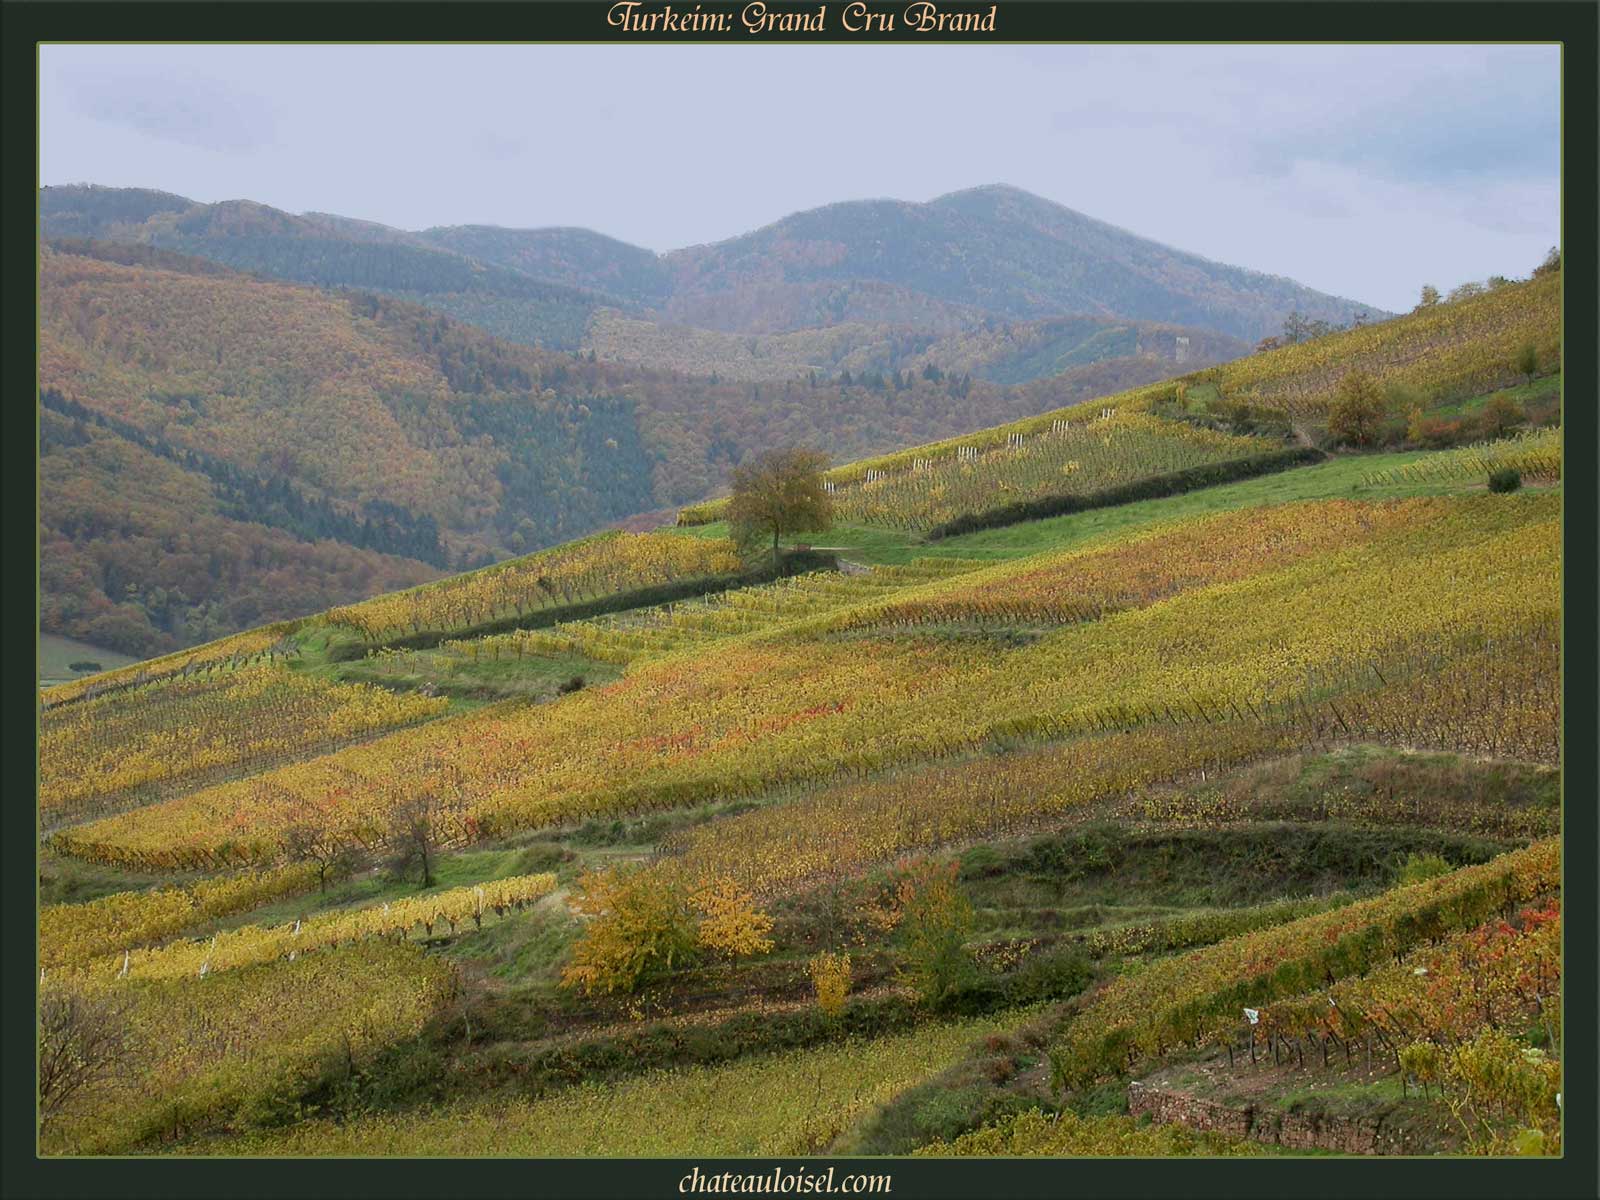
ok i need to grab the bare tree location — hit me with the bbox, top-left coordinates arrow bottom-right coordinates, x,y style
38,986 -> 135,1128
283,820 -> 360,893
385,788 -> 470,889
281,792 -> 361,892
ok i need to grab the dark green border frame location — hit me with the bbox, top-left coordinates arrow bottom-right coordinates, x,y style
2,4 -> 1594,1198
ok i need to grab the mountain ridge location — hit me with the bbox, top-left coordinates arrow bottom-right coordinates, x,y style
41,182 -> 1386,342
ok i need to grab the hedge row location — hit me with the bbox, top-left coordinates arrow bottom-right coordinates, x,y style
333,551 -> 840,659
501,946 -> 1090,1096
924,447 -> 1325,540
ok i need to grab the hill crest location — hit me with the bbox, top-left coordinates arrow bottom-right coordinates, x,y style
41,182 -> 1386,342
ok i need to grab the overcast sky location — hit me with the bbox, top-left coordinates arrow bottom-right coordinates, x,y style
40,43 -> 1559,313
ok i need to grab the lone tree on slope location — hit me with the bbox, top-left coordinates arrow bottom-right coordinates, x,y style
1327,370 -> 1389,448
726,447 -> 833,574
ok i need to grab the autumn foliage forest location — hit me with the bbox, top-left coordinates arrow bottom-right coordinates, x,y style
39,181 -> 1316,656
40,183 -> 1562,672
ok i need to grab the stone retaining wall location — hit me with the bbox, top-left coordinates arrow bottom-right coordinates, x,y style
1127,1080 -> 1413,1155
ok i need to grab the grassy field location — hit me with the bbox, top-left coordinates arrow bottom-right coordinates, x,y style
38,633 -> 138,688
679,448 -> 1512,566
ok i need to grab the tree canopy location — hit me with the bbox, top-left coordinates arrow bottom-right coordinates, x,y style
726,448 -> 834,571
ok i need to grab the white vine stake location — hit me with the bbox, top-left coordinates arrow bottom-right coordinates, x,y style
120,950 -> 130,979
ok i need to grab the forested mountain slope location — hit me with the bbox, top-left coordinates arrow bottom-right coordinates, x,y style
660,185 -> 1381,339
42,183 -> 1380,350
584,308 -> 1247,385
39,241 -> 1243,655
38,246 -> 652,654
42,186 -> 617,351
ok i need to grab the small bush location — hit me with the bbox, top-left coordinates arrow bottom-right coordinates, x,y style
560,865 -> 700,996
691,876 -> 774,959
1385,382 -> 1430,413
1397,851 -> 1453,886
1517,342 -> 1541,379
1408,410 -> 1477,449
1525,396 -> 1560,428
957,845 -> 1006,881
1480,395 -> 1525,439
1488,468 -> 1523,494
896,861 -> 978,1005
809,951 -> 852,1017
571,818 -> 630,846
1003,946 -> 1092,1006
67,660 -> 103,673
1067,1081 -> 1132,1119
512,842 -> 572,875
1374,412 -> 1410,447
558,675 -> 586,694
933,975 -> 1007,1016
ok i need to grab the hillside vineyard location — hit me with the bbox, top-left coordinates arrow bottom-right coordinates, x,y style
35,179 -> 1565,1163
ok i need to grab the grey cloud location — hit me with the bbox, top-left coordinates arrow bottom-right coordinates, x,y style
473,131 -> 525,161
1250,70 -> 1558,186
65,69 -> 276,153
37,44 -> 1558,313
1050,106 -> 1191,134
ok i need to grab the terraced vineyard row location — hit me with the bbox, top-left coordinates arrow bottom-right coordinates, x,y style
1290,618 -> 1560,765
791,499 -> 1437,635
40,664 -> 448,830
443,557 -> 988,667
1204,273 -> 1561,417
1050,838 -> 1559,1089
661,722 -> 1298,899
39,864 -> 320,970
661,610 -> 1557,901
40,625 -> 303,710
821,412 -> 1276,533
60,872 -> 558,985
674,273 -> 1559,530
1358,427 -> 1561,489
326,530 -> 744,643
919,1109 -> 1261,1157
42,942 -> 459,1156
675,382 -> 1180,526
1248,901 -> 1560,1055
49,494 -> 1558,873
680,406 -> 1274,533
181,1013 -> 1018,1157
